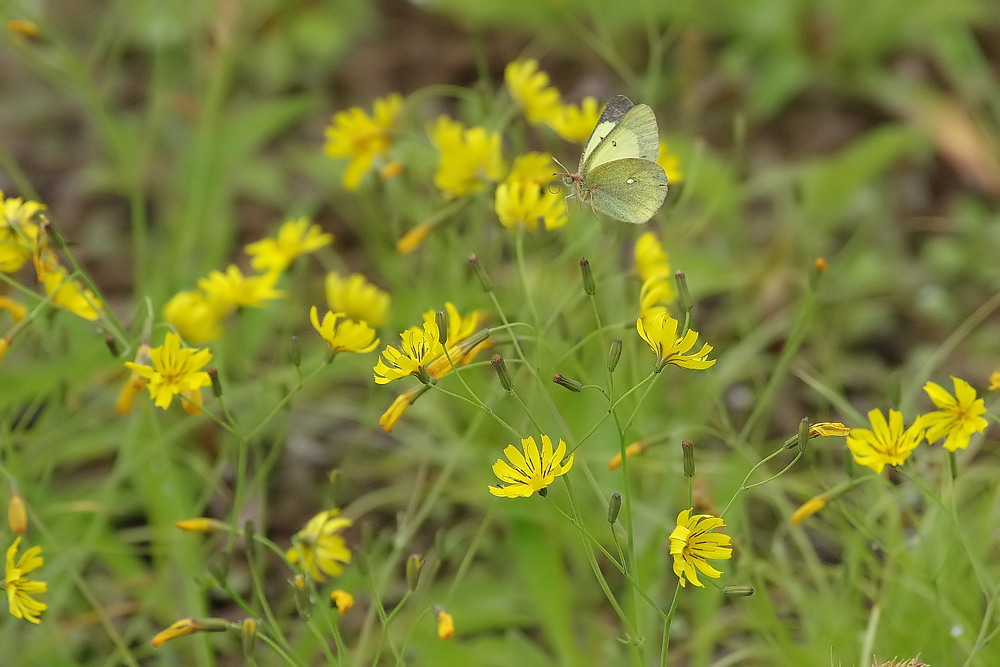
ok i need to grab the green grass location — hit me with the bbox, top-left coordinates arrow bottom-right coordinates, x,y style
1,0 -> 1000,665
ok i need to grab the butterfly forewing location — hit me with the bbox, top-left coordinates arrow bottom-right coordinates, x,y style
581,104 -> 660,175
578,95 -> 635,172
585,158 -> 668,224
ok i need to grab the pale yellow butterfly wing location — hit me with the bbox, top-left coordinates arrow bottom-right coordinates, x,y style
583,158 -> 668,224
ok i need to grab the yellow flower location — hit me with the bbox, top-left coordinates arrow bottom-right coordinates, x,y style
245,217 -> 333,273
429,116 -> 505,198
636,312 -> 716,372
41,265 -> 103,321
546,98 -> 601,143
378,386 -> 429,433
791,495 -> 828,525
151,618 -> 231,647
3,536 -> 47,623
0,191 -> 42,273
988,370 -> 1000,391
608,442 -> 647,471
7,19 -> 40,41
396,221 -> 436,254
668,509 -> 733,588
424,302 -> 491,379
489,435 -> 575,498
0,296 -> 28,323
846,409 -> 924,474
638,275 -> 677,319
124,332 -> 212,410
808,422 -> 852,437
174,518 -> 226,533
198,265 -> 285,311
634,232 -> 672,282
164,290 -> 225,344
919,377 -> 988,451
8,493 -> 27,534
494,180 -> 568,231
504,59 -> 562,125
330,589 -> 354,615
507,152 -> 557,186
373,319 -> 443,385
309,306 -> 380,355
286,509 -> 353,582
435,607 -> 455,640
116,343 -> 151,415
657,141 -> 684,184
324,93 -> 404,190
325,272 -> 390,328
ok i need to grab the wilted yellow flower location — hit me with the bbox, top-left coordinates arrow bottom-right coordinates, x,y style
309,306 -> 380,355
330,589 -> 354,615
151,618 -> 231,647
325,272 -> 390,327
396,221 -> 436,254
546,97 -> 601,142
657,141 -> 684,184
668,509 -> 732,588
608,442 -> 647,471
164,290 -> 226,344
198,265 -> 285,311
245,218 -> 333,273
124,332 -> 212,410
504,59 -> 562,125
41,265 -> 103,321
435,607 -> 455,640
3,536 -> 47,623
919,377 -> 988,452
846,409 -> 924,474
373,319 -> 443,385
489,435 -> 575,498
286,509 -> 353,582
494,180 -> 568,231
379,386 -> 429,433
0,191 -> 42,273
429,116 -> 505,198
0,296 -> 27,323
324,93 -> 405,190
790,495 -> 828,525
636,312 -> 715,372
809,422 -> 852,437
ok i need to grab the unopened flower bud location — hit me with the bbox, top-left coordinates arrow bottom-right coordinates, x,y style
681,440 -> 695,478
675,271 -> 691,316
406,554 -> 424,591
608,442 -> 647,470
791,494 -> 828,525
607,492 -> 622,524
723,586 -> 755,597
607,338 -> 622,373
580,258 -> 596,295
104,336 -> 120,358
208,368 -> 223,398
552,373 -> 583,392
240,618 -> 257,658
330,590 -> 354,615
491,354 -> 513,390
8,493 -> 27,534
435,606 -> 455,640
174,517 -> 225,533
469,254 -> 493,293
435,310 -> 449,345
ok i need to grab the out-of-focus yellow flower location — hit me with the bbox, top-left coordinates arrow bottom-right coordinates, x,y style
546,98 -> 601,143
164,290 -> 226,344
507,152 -> 557,186
379,386 -> 429,433
435,607 -> 455,640
636,312 -> 715,372
244,218 -> 333,273
919,377 -> 988,452
324,93 -> 405,190
638,275 -> 676,319
151,618 -> 231,647
791,495 -> 828,525
309,306 -> 380,355
397,221 -> 436,254
8,493 -> 27,534
7,19 -> 40,41
608,442 -> 647,471
286,509 -> 353,582
325,272 -> 390,328
124,332 -> 212,410
489,435 -> 575,498
330,589 -> 354,615
668,509 -> 732,588
656,141 -> 684,184
504,59 -> 563,125
174,517 -> 226,533
373,319 -> 443,385
4,536 -> 47,623
0,296 -> 28,323
198,265 -> 285,311
990,370 -> 1000,391
846,409 -> 924,474
494,180 -> 568,231
428,116 -> 505,199
634,232 -> 671,282
424,303 -> 491,379
116,343 -> 151,415
41,265 -> 103,321
0,191 -> 42,273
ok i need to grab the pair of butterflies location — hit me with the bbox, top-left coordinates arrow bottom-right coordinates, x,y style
560,95 -> 668,224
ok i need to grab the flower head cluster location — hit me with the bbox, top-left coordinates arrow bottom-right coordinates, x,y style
846,409 -> 924,474
325,272 -> 391,328
310,306 -> 380,356
4,536 -> 47,623
489,435 -> 575,498
494,153 -> 568,232
124,332 -> 212,411
424,302 -> 491,379
657,142 -> 685,184
0,191 -> 42,274
286,509 -> 353,582
918,376 -> 988,451
428,116 -> 505,199
373,318 -> 444,385
668,509 -> 733,587
324,93 -> 405,190
635,232 -> 676,318
244,217 -> 333,273
637,312 -> 715,372
504,60 -> 600,142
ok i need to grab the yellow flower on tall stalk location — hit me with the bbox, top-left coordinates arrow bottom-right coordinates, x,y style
324,93 -> 404,190
657,142 -> 684,184
0,191 -> 42,273
919,377 -> 988,451
504,59 -> 562,125
164,290 -> 226,344
309,306 -> 380,355
494,180 -> 568,231
668,509 -> 733,588
124,332 -> 212,410
3,536 -> 47,623
41,264 -> 103,321
506,152 -> 556,186
244,218 -> 333,273
489,435 -> 575,498
428,116 -> 505,199
635,232 -> 672,282
198,265 -> 285,312
373,319 -> 443,385
424,302 -> 491,379
378,385 -> 430,432
846,409 -> 924,474
325,272 -> 390,328
637,312 -> 715,372
286,509 -> 353,582
546,98 -> 601,142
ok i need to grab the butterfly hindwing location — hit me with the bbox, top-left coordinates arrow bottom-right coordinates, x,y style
584,158 -> 668,224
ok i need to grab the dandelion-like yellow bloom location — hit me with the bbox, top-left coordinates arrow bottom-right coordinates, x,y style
546,98 -> 601,142
3,536 -> 47,623
489,435 -> 575,498
846,409 -> 924,474
330,589 -> 354,615
668,509 -> 733,588
435,607 -> 455,640
325,272 -> 390,328
428,116 -> 505,199
286,509 -> 353,582
164,290 -> 226,344
41,265 -> 103,321
309,306 -> 379,355
637,312 -> 716,372
198,265 -> 285,312
635,232 -> 672,282
657,141 -> 684,184
245,218 -> 333,273
373,319 -> 443,385
0,191 -> 42,273
919,377 -> 988,452
494,180 -> 568,231
507,152 -> 557,186
424,302 -> 491,379
324,93 -> 404,190
989,370 -> 999,391
124,332 -> 212,410
504,59 -> 563,125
